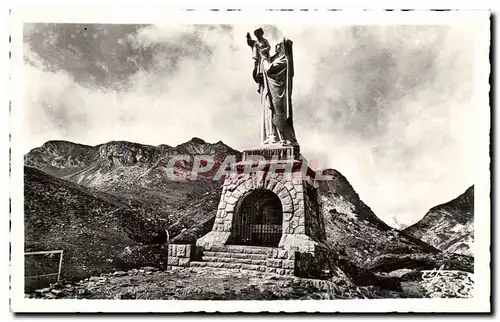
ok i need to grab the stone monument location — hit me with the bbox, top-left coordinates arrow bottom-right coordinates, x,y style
193,30 -> 328,277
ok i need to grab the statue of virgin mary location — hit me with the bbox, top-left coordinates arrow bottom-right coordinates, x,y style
248,36 -> 299,149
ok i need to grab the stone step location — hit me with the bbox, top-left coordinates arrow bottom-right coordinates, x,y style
201,256 -> 267,266
190,261 -> 294,276
202,251 -> 267,260
207,245 -> 274,256
190,261 -> 267,272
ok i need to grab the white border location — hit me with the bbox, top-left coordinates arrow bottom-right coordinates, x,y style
8,7 -> 491,313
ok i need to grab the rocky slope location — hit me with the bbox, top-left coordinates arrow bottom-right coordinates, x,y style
316,169 -> 443,270
403,186 -> 474,256
24,166 -> 171,289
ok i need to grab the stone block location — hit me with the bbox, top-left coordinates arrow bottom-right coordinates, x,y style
196,231 -> 231,248
236,186 -> 247,197
185,245 -> 193,258
278,189 -> 289,201
282,259 -> 295,269
266,180 -> 278,191
294,208 -> 305,219
225,203 -> 235,213
217,232 -> 231,242
178,258 -> 190,267
283,212 -> 293,221
226,194 -> 238,205
244,179 -> 253,190
248,254 -> 264,260
283,202 -> 293,213
284,180 -> 294,191
176,245 -> 186,257
282,220 -> 291,234
273,183 -> 285,195
277,250 -> 288,259
168,257 -> 179,266
251,259 -> 266,265
190,261 -> 206,267
224,220 -> 232,232
271,249 -> 278,259
225,263 -> 237,269
276,269 -> 286,275
295,225 -> 305,234
282,220 -> 290,234
267,259 -> 282,268
282,194 -> 292,206
266,267 -> 277,274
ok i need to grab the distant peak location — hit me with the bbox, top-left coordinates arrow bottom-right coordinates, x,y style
42,140 -> 76,146
40,140 -> 93,149
189,137 -> 206,144
99,140 -> 156,149
213,140 -> 229,147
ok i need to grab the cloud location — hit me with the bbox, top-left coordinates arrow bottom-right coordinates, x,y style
22,23 -> 479,226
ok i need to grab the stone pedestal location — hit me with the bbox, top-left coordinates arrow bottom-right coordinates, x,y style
196,144 -> 326,254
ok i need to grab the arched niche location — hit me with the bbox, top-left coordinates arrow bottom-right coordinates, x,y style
230,189 -> 283,247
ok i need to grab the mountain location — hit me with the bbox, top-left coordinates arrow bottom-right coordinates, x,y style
403,186 -> 474,256
25,138 -> 240,208
316,169 -> 442,269
25,139 -> 472,280
24,166 -> 171,286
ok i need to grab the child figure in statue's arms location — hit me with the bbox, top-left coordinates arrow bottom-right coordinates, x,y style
246,28 -> 271,93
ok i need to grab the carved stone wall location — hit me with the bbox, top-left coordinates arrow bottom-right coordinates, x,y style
197,156 -> 326,255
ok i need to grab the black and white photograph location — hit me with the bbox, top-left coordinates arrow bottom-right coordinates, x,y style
8,8 -> 491,313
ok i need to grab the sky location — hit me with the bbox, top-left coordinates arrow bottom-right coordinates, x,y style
22,23 -> 480,227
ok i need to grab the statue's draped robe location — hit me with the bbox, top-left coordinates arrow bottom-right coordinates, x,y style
260,39 -> 298,147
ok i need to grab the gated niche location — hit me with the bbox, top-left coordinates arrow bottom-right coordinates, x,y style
230,189 -> 283,247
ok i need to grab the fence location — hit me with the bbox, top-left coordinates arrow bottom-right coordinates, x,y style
24,250 -> 64,283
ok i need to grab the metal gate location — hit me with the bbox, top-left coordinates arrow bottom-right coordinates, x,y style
231,189 -> 283,247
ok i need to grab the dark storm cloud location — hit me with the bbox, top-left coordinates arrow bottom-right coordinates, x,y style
24,23 -> 214,92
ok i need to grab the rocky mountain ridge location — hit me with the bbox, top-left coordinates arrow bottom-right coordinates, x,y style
25,138 -> 239,208
403,186 -> 474,256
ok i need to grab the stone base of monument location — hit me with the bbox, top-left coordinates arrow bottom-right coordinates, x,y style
194,144 -> 330,277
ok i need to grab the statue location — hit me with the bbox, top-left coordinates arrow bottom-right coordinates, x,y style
246,28 -> 299,149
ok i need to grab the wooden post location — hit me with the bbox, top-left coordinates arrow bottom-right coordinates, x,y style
165,229 -> 170,271
57,251 -> 64,283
